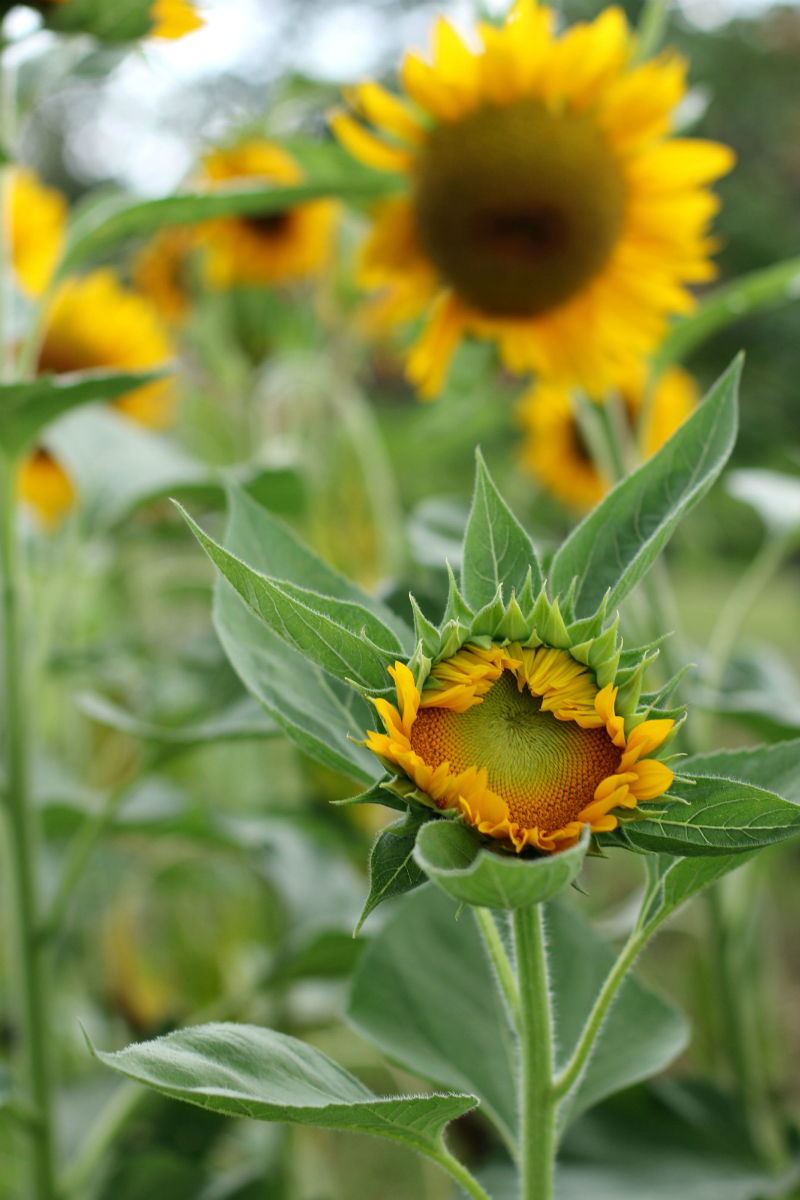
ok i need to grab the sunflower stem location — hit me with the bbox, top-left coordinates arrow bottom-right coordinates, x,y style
0,452 -> 59,1200
635,0 -> 672,62
474,907 -> 520,1028
514,904 -> 556,1200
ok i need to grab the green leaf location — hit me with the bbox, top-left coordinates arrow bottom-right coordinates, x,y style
638,852 -> 758,935
461,449 -> 543,611
413,821 -> 589,909
683,740 -> 800,805
654,256 -> 800,372
348,884 -> 519,1153
43,0 -> 154,41
181,507 -> 396,691
0,370 -> 166,458
75,692 -> 279,746
88,1023 -> 476,1158
61,169 -> 398,273
624,775 -> 800,856
225,485 -> 413,650
550,357 -> 741,620
356,810 -> 431,932
267,930 -> 367,986
348,886 -> 686,1153
46,406 -> 212,526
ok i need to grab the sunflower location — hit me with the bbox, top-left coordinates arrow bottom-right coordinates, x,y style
10,167 -> 67,299
196,140 -> 338,288
37,269 -> 176,428
367,638 -> 674,853
518,364 -> 699,510
331,0 -> 735,397
132,227 -> 194,325
17,449 -> 75,528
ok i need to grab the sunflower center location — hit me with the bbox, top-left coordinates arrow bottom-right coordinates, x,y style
411,670 -> 620,833
245,211 -> 291,237
413,99 -> 626,317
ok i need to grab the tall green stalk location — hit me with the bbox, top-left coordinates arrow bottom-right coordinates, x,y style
0,454 -> 58,1200
514,904 -> 556,1200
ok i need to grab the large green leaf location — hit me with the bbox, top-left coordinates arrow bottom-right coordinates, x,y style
347,884 -> 519,1154
638,852 -> 757,936
623,775 -> 800,855
182,508 -> 397,691
682,739 -> 800,805
225,485 -> 413,651
414,821 -> 589,909
43,0 -> 154,41
75,692 -> 279,746
88,1024 -> 476,1158
550,357 -> 741,620
0,370 -> 165,458
356,810 -> 431,932
461,450 -> 543,611
61,164 -> 398,272
348,887 -> 687,1154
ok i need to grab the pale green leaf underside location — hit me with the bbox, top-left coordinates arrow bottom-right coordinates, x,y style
89,1023 -> 475,1156
414,821 -> 589,909
550,357 -> 741,619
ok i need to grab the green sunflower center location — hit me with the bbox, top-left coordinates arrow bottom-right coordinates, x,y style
413,99 -> 626,317
410,670 -> 621,833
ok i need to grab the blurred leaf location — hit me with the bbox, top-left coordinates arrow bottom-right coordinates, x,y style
638,852 -> 758,935
183,507 -> 398,691
43,0 -> 155,42
62,167 -> 399,272
46,406 -> 212,526
356,809 -> 431,932
726,468 -> 800,536
225,484 -> 412,650
267,929 -> 367,986
413,821 -> 589,909
348,887 -> 687,1154
694,644 -> 800,740
75,692 -> 279,745
682,738 -> 800,805
462,449 -> 543,611
0,370 -> 165,458
550,357 -> 741,620
654,256 -> 800,371
89,1023 -> 477,1155
407,497 -> 469,570
621,776 -> 800,855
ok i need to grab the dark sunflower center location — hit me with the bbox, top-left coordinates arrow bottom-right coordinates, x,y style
411,670 -> 620,832
569,419 -> 594,467
413,99 -> 626,317
245,211 -> 291,237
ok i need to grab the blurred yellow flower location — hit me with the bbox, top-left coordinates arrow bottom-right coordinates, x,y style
332,0 -> 734,398
147,0 -> 204,39
10,167 -> 67,299
133,226 -> 194,325
38,268 -> 176,428
17,449 -> 75,528
196,139 -> 338,288
517,365 -> 699,510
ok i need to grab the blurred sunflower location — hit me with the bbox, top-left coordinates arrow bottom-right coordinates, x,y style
517,365 -> 698,510
332,0 -> 734,397
10,167 -> 67,299
368,646 -> 675,853
19,270 -> 175,527
133,226 -> 194,325
196,139 -> 338,288
147,0 -> 204,38
40,0 -> 203,39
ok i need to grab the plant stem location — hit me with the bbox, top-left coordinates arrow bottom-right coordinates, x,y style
60,1081 -> 145,1198
0,453 -> 58,1200
474,907 -> 520,1027
514,904 -> 555,1200
635,0 -> 672,61
426,1143 -> 494,1200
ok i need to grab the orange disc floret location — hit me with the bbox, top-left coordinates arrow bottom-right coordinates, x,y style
366,646 -> 674,853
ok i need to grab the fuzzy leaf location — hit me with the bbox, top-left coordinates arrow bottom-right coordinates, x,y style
414,821 -> 589,909
624,775 -> 800,856
0,370 -> 165,458
681,739 -> 800,805
88,1024 -> 476,1156
356,810 -> 432,931
638,852 -> 758,935
550,357 -> 741,620
182,507 -> 396,691
461,449 -> 542,611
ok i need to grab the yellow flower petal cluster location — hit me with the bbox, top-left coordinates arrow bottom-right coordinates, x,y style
10,167 -> 67,299
366,646 -> 674,853
147,0 -> 204,39
17,450 -> 75,528
196,140 -> 338,288
332,1 -> 734,398
133,227 -> 194,325
518,364 -> 699,510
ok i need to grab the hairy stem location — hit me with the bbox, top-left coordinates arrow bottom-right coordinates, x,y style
0,454 -> 58,1200
426,1143 -> 494,1200
474,907 -> 520,1028
514,904 -> 556,1200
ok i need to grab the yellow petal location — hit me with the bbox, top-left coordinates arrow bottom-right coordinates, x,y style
328,110 -> 413,173
629,759 -> 674,800
348,81 -> 426,146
